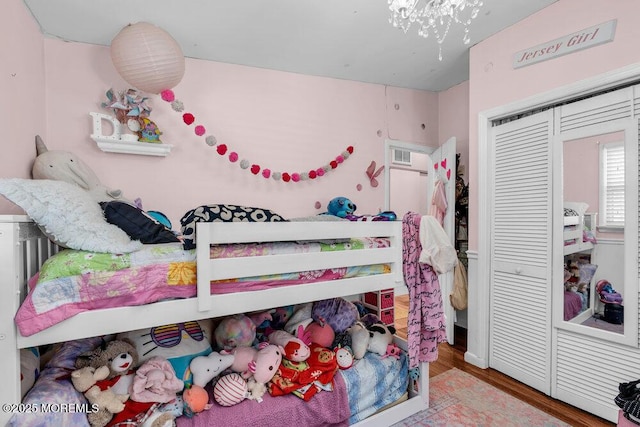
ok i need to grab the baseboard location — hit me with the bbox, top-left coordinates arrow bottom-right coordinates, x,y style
464,351 -> 489,369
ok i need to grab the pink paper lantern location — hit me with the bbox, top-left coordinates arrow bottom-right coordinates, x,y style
110,22 -> 185,94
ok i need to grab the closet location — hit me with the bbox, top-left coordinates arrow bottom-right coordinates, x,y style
486,83 -> 640,422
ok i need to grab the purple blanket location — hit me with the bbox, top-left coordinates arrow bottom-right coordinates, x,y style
176,374 -> 349,427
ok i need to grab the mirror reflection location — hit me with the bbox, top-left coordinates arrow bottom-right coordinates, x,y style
562,131 -> 624,334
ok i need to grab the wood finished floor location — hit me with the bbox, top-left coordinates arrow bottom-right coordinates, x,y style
393,295 -> 615,427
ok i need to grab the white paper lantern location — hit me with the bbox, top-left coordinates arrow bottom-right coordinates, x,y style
110,22 -> 185,94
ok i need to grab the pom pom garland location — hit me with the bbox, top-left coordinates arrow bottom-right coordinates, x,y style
161,89 -> 354,182
183,113 -> 195,125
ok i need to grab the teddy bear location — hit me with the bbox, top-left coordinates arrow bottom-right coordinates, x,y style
70,365 -> 128,427
74,339 -> 158,427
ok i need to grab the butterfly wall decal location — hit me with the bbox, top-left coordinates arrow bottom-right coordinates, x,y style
366,161 -> 384,187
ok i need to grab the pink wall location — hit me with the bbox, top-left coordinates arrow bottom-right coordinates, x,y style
0,4 -> 439,227
468,0 -> 640,249
0,0 -> 47,215
438,81 -> 470,181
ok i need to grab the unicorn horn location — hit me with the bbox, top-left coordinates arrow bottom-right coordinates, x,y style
35,135 -> 48,155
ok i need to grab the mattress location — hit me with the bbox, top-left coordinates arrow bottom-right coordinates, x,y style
16,238 -> 390,337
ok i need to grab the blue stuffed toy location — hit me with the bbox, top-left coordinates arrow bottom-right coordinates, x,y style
326,197 -> 356,218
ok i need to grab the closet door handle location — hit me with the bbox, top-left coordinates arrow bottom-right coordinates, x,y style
515,267 -> 523,274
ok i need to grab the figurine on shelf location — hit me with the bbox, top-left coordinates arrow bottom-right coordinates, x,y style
90,88 -> 171,155
96,88 -> 159,143
137,117 -> 162,143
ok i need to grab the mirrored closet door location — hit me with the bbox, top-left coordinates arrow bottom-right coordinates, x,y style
552,88 -> 638,347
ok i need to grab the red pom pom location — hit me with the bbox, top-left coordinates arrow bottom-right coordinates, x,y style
183,113 -> 195,125
309,170 -> 317,179
250,165 -> 260,175
347,146 -> 354,154
217,144 -> 228,155
330,161 -> 338,169
282,173 -> 291,182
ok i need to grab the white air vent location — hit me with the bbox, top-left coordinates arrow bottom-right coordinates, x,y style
392,149 -> 411,166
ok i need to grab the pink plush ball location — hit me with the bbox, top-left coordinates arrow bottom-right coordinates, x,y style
214,373 -> 247,407
305,322 -> 334,348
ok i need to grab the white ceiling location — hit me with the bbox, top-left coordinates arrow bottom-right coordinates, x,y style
23,0 -> 557,92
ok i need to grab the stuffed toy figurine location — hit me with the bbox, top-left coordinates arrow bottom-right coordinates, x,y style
381,343 -> 401,360
366,323 -> 396,357
213,373 -> 249,407
224,342 -> 283,402
325,197 -> 356,218
348,321 -> 396,359
334,346 -> 354,369
182,384 -> 212,417
214,314 -> 257,351
74,339 -> 156,427
71,365 -> 129,427
31,135 -> 130,204
268,329 -> 310,362
189,351 -> 235,387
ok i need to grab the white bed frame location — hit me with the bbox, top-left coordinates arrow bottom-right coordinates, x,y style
0,215 -> 429,427
563,202 -> 597,255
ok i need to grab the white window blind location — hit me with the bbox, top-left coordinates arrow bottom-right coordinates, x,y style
600,142 -> 625,227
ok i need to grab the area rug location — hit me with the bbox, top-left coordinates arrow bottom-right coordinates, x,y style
392,368 -> 571,427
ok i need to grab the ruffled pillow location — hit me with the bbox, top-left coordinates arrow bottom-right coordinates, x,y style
0,179 -> 141,253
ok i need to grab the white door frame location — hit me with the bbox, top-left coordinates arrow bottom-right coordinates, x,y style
384,138 -> 457,345
469,62 -> 640,369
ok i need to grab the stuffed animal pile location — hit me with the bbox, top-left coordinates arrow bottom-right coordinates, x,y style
201,297 -> 401,408
68,298 -> 403,423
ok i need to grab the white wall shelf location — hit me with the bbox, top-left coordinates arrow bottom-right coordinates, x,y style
91,135 -> 173,156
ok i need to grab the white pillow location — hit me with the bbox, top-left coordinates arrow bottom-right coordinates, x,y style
0,178 -> 142,253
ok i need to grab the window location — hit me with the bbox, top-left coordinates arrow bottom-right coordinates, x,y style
392,149 -> 411,166
600,141 -> 624,228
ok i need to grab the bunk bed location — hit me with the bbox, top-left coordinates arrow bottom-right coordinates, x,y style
563,202 -> 598,323
0,214 -> 430,427
563,201 -> 597,256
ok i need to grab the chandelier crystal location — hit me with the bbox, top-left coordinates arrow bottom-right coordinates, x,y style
388,0 -> 484,60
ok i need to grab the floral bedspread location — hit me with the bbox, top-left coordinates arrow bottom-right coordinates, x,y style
16,239 -> 390,337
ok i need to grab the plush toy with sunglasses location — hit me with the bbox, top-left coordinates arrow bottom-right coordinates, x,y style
117,320 -> 214,387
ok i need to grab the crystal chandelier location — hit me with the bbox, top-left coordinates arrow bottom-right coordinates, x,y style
388,0 -> 484,60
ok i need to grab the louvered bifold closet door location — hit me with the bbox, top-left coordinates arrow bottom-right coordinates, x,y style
553,85 -> 637,421
489,109 -> 553,395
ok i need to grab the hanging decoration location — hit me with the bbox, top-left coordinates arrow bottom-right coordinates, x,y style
365,160 -> 384,187
110,22 -> 185,94
159,89 -> 354,182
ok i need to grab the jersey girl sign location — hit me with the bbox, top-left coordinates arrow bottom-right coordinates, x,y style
513,20 -> 617,69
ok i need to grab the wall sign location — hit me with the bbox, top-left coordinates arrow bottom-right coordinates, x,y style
513,19 -> 617,69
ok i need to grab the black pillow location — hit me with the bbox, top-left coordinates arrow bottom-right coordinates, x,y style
180,204 -> 288,250
100,201 -> 180,244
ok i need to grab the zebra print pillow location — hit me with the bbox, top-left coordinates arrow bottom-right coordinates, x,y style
180,204 -> 288,249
